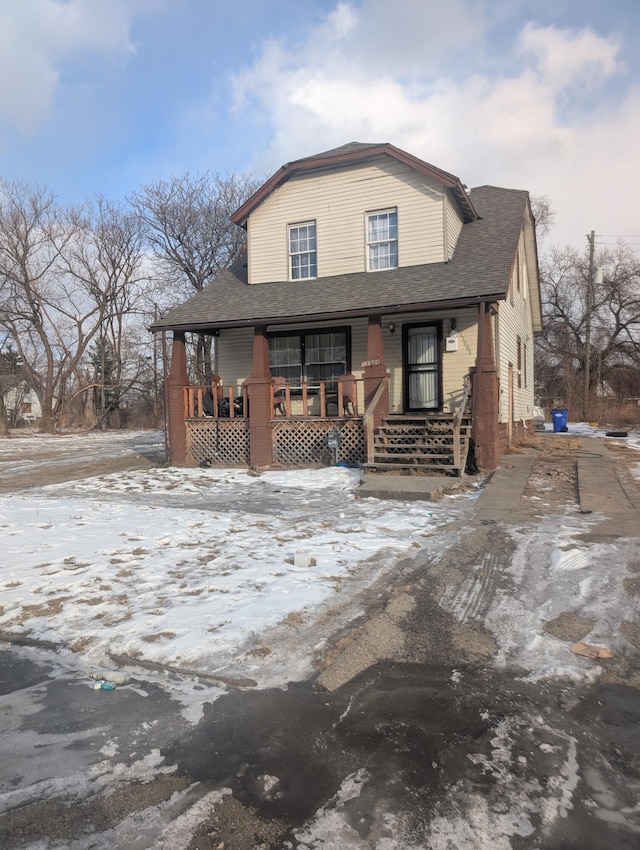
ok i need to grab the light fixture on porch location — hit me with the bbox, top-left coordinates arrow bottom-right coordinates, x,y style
445,318 -> 458,352
388,323 -> 396,334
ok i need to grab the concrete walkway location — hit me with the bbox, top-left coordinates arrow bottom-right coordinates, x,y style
358,435 -> 639,523
358,472 -> 468,502
576,436 -> 640,537
320,435 -> 640,691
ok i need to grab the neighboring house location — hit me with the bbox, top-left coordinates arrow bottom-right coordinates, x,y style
152,142 -> 542,473
4,383 -> 42,426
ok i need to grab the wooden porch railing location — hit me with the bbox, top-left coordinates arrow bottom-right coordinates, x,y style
453,374 -> 472,470
364,376 -> 389,464
184,378 -> 362,420
270,378 -> 360,419
184,383 -> 248,419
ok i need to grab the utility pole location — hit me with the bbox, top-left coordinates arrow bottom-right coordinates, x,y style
584,230 -> 595,421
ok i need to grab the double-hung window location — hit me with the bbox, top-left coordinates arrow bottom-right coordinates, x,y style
289,221 -> 317,280
367,208 -> 398,271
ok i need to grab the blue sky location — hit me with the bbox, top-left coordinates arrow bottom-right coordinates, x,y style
1,0 -> 639,250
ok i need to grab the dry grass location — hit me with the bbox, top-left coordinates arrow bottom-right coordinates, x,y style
281,610 -> 304,627
141,631 -> 177,643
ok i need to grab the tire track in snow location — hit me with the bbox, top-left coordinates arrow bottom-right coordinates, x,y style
442,550 -> 505,624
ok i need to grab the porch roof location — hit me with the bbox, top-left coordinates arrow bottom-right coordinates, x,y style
152,185 -> 529,333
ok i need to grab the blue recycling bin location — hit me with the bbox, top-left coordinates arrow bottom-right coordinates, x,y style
551,408 -> 568,433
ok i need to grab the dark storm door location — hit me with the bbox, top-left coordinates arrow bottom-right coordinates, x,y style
404,324 -> 442,411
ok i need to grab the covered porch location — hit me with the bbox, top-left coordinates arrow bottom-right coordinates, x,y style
163,305 -> 499,473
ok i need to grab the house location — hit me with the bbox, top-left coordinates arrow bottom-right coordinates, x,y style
3,383 -> 42,426
151,142 -> 542,473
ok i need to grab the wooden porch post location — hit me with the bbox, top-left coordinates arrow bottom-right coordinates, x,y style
470,303 -> 500,470
362,315 -> 390,429
244,325 -> 273,469
166,331 -> 188,464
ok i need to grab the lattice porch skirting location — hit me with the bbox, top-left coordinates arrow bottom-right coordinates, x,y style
187,419 -> 250,466
272,418 -> 366,467
187,418 -> 366,468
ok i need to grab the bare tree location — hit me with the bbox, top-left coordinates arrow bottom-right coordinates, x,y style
131,171 -> 258,381
61,197 -> 147,428
0,180 -> 79,431
530,195 -> 555,240
0,336 -> 11,437
0,181 -> 148,432
535,240 -> 640,418
0,389 -> 7,436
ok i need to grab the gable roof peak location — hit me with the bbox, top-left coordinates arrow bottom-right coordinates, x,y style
232,141 -> 479,227
294,141 -> 388,163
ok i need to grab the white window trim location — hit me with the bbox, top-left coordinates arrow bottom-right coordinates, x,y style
366,207 -> 399,272
288,220 -> 317,281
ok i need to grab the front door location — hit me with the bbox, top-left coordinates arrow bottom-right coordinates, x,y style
403,323 -> 442,411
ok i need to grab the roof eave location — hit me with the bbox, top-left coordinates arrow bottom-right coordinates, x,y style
150,292 -> 506,334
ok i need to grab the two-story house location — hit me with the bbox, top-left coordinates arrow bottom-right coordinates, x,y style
152,142 -> 542,473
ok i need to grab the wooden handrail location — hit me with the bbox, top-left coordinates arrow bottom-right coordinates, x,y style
454,374 -> 472,427
363,376 -> 389,464
453,373 -> 472,473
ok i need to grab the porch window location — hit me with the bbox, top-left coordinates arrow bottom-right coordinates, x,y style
367,208 -> 398,271
289,221 -> 317,280
269,328 -> 349,388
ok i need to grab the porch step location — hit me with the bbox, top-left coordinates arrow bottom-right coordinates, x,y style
368,414 -> 472,477
372,450 -> 457,459
364,461 -> 457,474
373,442 -> 457,453
376,427 -> 471,436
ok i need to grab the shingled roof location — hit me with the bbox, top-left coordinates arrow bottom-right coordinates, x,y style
152,185 -> 529,333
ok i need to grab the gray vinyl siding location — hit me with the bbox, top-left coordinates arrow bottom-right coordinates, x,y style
247,157 -> 464,284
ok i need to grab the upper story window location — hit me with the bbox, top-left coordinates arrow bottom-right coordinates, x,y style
289,221 -> 317,280
367,209 -> 398,271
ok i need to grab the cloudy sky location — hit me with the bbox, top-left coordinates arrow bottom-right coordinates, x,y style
1,0 -> 638,250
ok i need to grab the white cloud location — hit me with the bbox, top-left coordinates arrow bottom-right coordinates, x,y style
231,1 -> 638,248
0,0 -> 136,135
313,0 -> 487,77
517,22 -> 623,91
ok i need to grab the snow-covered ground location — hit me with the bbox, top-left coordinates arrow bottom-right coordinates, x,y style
0,433 -> 472,708
1,425 -> 638,700
1,426 -> 639,850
